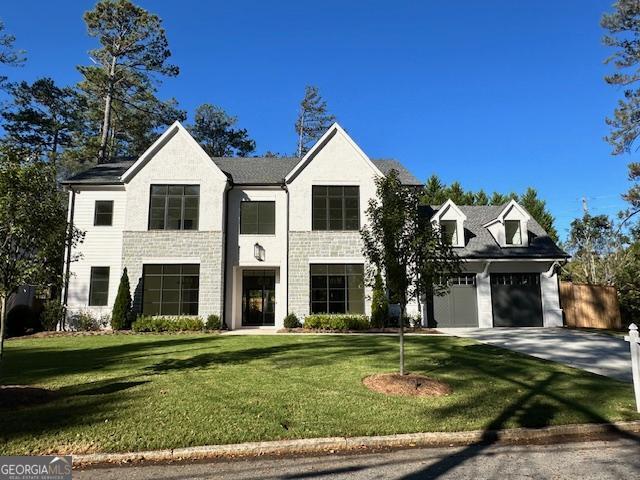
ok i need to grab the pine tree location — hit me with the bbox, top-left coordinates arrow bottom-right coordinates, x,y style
422,174 -> 448,205
189,104 -> 255,156
295,85 -> 335,157
111,268 -> 132,330
0,19 -> 25,88
519,187 -> 559,242
475,189 -> 489,205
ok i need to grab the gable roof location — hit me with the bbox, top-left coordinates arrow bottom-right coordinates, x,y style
62,157 -> 421,186
426,204 -> 568,260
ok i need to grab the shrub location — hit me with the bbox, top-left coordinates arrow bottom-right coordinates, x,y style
206,314 -> 221,330
370,272 -> 389,328
283,313 -> 301,328
111,268 -> 132,330
132,316 -> 205,333
40,300 -> 64,331
67,310 -> 101,331
303,314 -> 370,331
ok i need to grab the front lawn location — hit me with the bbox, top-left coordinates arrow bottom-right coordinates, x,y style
0,334 -> 638,455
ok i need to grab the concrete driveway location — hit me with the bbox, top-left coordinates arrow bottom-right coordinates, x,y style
438,327 -> 632,382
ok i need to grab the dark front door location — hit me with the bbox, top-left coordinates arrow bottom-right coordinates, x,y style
491,273 -> 543,327
242,270 -> 276,326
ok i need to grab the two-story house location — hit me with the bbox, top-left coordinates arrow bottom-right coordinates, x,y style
61,121 -> 567,329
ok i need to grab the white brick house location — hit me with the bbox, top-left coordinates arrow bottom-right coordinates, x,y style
61,122 -> 568,329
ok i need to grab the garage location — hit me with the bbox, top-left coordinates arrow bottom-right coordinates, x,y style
431,274 -> 478,327
491,273 -> 543,327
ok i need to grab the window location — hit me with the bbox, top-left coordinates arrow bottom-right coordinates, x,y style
89,267 -> 110,306
240,201 -> 275,234
148,185 -> 199,230
310,264 -> 364,314
312,186 -> 359,231
94,200 -> 113,226
505,220 -> 522,245
142,264 -> 199,316
491,273 -> 539,286
440,220 -> 458,245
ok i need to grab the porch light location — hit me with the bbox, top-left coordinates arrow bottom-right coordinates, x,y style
254,242 -> 265,261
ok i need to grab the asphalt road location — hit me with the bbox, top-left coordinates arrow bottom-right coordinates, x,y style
75,439 -> 640,479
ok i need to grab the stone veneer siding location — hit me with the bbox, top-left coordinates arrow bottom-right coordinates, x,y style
288,231 -> 371,317
122,231 -> 224,318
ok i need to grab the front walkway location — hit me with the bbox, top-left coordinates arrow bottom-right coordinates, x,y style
439,327 -> 632,382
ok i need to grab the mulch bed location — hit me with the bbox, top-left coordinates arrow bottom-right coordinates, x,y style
278,328 -> 442,334
362,373 -> 452,397
0,385 -> 59,409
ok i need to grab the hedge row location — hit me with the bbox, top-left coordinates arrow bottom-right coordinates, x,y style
303,314 -> 370,331
132,316 -> 205,332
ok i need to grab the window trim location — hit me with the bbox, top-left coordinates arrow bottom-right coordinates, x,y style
93,200 -> 114,226
309,263 -> 365,314
311,185 -> 360,231
240,201 -> 276,235
148,184 -> 200,231
88,266 -> 110,306
141,264 -> 200,316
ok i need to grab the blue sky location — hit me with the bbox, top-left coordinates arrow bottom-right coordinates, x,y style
0,1 -> 632,239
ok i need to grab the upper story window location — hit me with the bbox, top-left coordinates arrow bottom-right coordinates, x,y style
240,201 -> 275,235
440,220 -> 458,245
94,200 -> 113,226
505,220 -> 522,245
312,186 -> 359,231
89,266 -> 110,306
149,185 -> 199,231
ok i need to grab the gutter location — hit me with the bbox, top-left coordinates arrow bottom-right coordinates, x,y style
221,181 -> 234,329
61,186 -> 76,331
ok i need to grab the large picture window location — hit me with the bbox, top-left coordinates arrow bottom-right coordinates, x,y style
312,186 -> 359,231
148,185 -> 199,230
142,264 -> 200,315
240,201 -> 276,234
310,264 -> 365,314
89,266 -> 110,306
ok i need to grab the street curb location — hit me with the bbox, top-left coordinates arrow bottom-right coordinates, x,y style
73,420 -> 640,467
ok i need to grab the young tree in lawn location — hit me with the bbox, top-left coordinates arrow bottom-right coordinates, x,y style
111,268 -> 132,330
361,170 -> 461,374
1,78 -> 84,164
189,104 -> 256,157
79,0 -> 180,163
295,85 -> 335,157
0,149 -> 83,359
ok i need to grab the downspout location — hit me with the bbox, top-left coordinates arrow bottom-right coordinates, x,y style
61,186 -> 76,331
281,182 -> 290,316
221,181 -> 234,329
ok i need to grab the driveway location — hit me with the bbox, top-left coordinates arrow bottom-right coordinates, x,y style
439,327 -> 632,382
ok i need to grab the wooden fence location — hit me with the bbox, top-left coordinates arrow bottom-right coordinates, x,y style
560,281 -> 622,329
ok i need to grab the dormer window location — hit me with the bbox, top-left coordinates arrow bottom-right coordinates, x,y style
440,220 -> 458,245
505,220 -> 522,245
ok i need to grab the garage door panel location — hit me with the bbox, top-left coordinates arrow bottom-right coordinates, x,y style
432,274 -> 478,327
491,274 -> 543,327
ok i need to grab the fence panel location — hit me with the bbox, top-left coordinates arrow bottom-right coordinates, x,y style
560,281 -> 621,329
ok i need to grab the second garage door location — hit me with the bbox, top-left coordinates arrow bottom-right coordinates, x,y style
491,273 -> 543,327
432,274 -> 478,327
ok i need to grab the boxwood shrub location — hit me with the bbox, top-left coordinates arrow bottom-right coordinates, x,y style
303,314 -> 370,331
132,316 -> 205,333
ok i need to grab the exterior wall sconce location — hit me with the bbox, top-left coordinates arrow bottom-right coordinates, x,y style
254,242 -> 265,262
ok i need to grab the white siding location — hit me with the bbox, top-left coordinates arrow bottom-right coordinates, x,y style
66,186 -> 126,320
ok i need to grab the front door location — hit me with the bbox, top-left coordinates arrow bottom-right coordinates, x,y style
242,270 -> 276,326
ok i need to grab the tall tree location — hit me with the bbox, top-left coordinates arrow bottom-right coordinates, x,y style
361,170 -> 460,375
0,149 -> 83,358
602,1 -> 640,227
295,85 -> 335,157
1,78 -> 84,164
422,174 -> 448,205
79,0 -> 180,163
189,104 -> 255,157
0,19 -> 25,88
519,187 -> 559,242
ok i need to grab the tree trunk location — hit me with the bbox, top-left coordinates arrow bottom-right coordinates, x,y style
0,293 -> 7,361
98,57 -> 117,164
297,110 -> 304,158
399,304 -> 405,375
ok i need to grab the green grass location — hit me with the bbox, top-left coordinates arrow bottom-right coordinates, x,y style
0,333 -> 638,455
